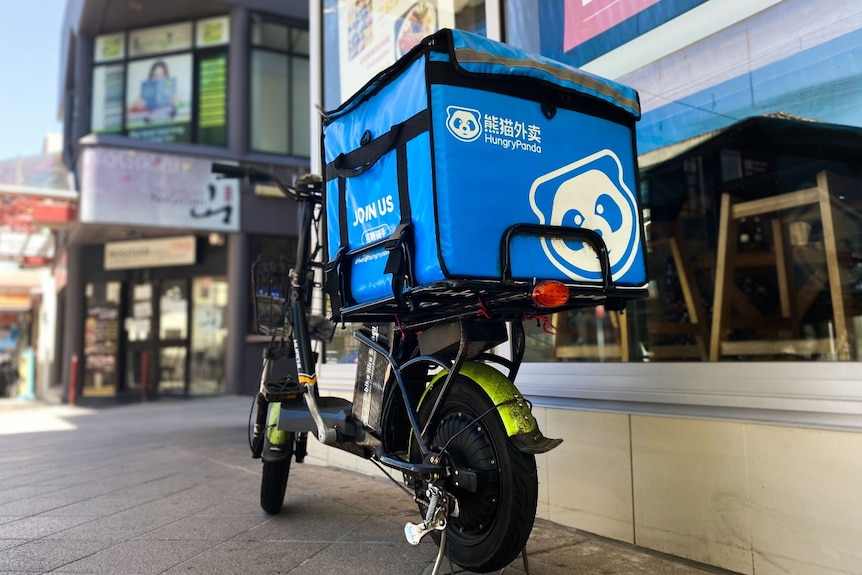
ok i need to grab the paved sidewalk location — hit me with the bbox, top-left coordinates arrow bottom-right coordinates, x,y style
0,397 -> 729,574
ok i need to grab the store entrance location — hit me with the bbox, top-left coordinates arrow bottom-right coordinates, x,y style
124,279 -> 190,397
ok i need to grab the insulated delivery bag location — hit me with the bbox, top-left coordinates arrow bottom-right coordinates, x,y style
323,28 -> 647,322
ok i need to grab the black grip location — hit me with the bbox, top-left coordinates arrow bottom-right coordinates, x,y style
211,163 -> 247,178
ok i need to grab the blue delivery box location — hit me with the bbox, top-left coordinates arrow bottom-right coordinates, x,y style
323,28 -> 646,321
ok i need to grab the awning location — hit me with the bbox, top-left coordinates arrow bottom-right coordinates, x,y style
0,154 -> 78,265
0,294 -> 31,312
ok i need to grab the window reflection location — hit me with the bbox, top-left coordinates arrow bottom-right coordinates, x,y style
190,277 -> 228,394
83,282 -> 121,395
249,15 -> 309,156
526,115 -> 862,362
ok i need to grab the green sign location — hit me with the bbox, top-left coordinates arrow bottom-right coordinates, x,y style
197,54 -> 227,145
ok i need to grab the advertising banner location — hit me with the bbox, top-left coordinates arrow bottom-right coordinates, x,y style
92,64 -> 124,133
564,0 -> 662,51
539,0 -> 707,67
336,0 -> 464,102
79,147 -> 240,232
126,54 -> 193,142
197,53 -> 227,145
128,22 -> 193,57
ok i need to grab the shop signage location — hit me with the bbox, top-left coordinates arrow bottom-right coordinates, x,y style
104,235 -> 197,270
196,16 -> 230,47
95,32 -> 126,63
79,147 -> 240,232
129,22 -> 193,58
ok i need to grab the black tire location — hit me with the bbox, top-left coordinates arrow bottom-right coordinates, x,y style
418,377 -> 538,573
260,434 -> 294,515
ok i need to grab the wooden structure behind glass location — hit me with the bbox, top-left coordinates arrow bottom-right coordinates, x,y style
710,170 -> 859,360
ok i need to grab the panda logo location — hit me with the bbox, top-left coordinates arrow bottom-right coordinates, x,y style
445,106 -> 482,142
529,150 -> 640,282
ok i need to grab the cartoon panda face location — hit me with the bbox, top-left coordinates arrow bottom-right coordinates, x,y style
445,106 -> 482,142
546,169 -> 635,273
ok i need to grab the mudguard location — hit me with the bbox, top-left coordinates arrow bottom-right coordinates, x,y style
426,361 -> 562,454
262,402 -> 294,463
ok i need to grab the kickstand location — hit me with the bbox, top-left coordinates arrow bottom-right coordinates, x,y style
518,546 -> 531,575
494,547 -> 531,575
430,530 -> 454,575
427,536 -> 532,575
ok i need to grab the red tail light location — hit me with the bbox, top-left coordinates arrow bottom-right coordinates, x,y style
531,280 -> 570,308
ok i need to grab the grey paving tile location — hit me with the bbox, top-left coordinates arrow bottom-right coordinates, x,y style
0,539 -> 112,572
192,496 -> 268,516
285,541 -> 438,575
0,539 -> 26,552
41,494 -> 152,517
239,513 -> 366,542
0,398 -> 723,575
45,509 -> 180,540
525,519 -> 590,554
279,488 -> 376,517
340,515 -> 419,543
0,494 -> 88,516
53,539 -> 217,574
0,515 -> 97,538
162,539 -> 328,575
523,539 -> 716,575
104,473 -> 208,501
135,515 -> 266,541
0,483 -> 68,504
128,489 -> 222,518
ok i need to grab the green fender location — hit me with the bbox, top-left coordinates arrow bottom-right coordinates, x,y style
266,402 -> 292,447
425,361 -> 562,454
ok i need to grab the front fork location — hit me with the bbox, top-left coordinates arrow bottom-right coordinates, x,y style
250,352 -> 300,463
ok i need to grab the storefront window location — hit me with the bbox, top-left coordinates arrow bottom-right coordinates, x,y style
83,282 -> 121,396
190,276 -> 228,394
505,0 -> 862,363
249,15 -> 310,157
90,16 -> 229,145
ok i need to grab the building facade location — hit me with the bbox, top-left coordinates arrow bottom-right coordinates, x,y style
58,0 -> 312,403
310,2 -> 862,575
56,0 -> 862,574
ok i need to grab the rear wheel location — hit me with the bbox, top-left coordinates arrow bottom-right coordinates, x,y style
417,377 -> 538,573
260,433 -> 294,515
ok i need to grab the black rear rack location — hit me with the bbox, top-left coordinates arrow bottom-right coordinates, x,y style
333,223 -> 645,328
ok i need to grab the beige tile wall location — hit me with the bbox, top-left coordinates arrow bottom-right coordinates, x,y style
746,424 -> 862,575
544,409 -> 635,543
630,416 -> 753,574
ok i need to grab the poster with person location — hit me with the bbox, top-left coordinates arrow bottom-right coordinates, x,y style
125,54 -> 193,142
336,0 -> 452,103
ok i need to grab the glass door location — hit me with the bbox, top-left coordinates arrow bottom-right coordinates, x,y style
158,279 -> 190,395
83,282 -> 121,397
190,277 -> 228,395
125,282 -> 154,395
123,279 -> 191,397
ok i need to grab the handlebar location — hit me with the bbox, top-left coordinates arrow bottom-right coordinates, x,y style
211,163 -> 322,202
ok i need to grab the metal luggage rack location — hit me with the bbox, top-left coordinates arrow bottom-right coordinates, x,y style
333,224 -> 648,329
335,278 -> 643,328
